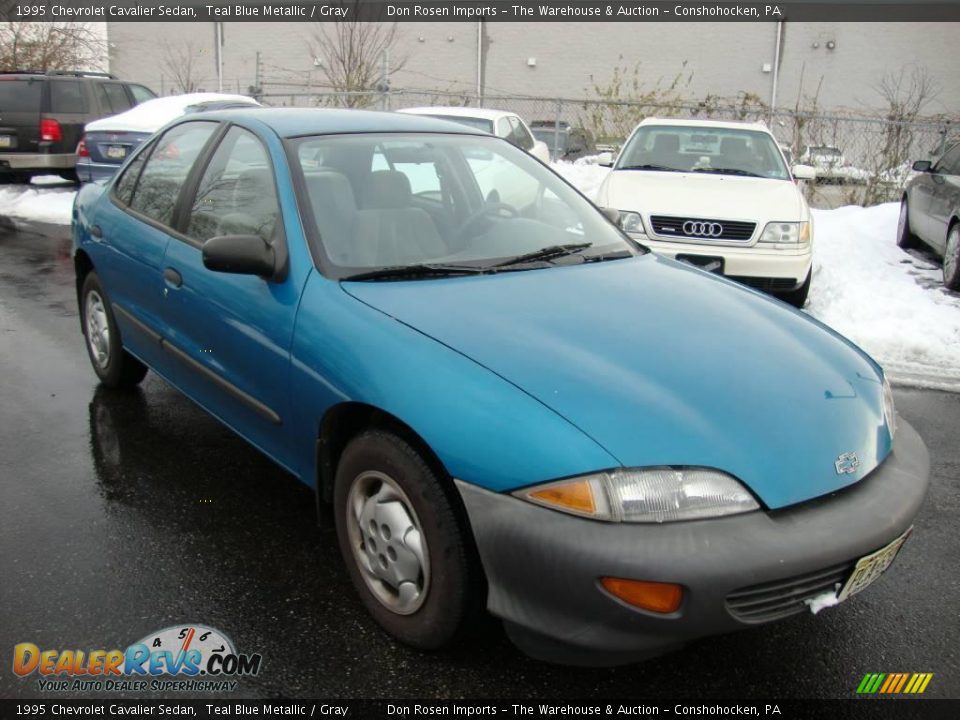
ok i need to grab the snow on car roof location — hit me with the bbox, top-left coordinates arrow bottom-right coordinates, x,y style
636,117 -> 771,132
85,93 -> 260,133
398,106 -> 518,121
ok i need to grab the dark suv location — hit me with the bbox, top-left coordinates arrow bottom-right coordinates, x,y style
0,70 -> 156,183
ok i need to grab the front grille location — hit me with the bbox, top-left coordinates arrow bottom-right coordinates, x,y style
728,276 -> 799,291
650,215 -> 756,242
726,561 -> 853,623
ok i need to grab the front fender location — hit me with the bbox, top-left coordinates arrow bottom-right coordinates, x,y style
288,272 -> 618,492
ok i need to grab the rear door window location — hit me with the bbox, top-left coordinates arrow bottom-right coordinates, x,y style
127,84 -> 157,105
0,79 -> 42,111
96,82 -> 134,114
128,121 -> 218,228
49,80 -> 87,113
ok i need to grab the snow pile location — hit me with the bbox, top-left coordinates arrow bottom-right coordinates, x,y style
807,204 -> 960,388
0,186 -> 75,225
552,157 -> 610,201
85,92 -> 258,133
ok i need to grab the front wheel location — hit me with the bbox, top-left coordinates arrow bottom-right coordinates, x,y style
333,431 -> 480,649
944,223 -> 960,292
896,198 -> 920,250
80,272 -> 148,389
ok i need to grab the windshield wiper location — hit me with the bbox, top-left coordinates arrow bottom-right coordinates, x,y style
580,249 -> 637,263
618,164 -> 682,172
342,263 -> 485,281
692,167 -> 764,178
486,243 -> 592,269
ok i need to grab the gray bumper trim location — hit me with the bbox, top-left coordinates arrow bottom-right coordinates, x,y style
455,418 -> 929,666
0,153 -> 75,171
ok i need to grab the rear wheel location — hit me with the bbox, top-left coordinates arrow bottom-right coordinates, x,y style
944,223 -> 960,292
333,430 -> 480,649
777,270 -> 811,308
80,272 -> 148,389
896,198 -> 920,250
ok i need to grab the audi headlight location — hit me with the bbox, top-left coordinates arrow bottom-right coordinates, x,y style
514,468 -> 759,523
618,211 -> 646,235
882,376 -> 897,438
759,221 -> 810,244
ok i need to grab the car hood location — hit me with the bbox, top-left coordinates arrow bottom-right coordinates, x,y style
599,171 -> 803,221
342,256 -> 891,510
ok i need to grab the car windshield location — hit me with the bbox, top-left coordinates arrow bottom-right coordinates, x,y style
617,126 -> 790,180
292,133 -> 637,279
807,146 -> 841,157
424,115 -> 495,134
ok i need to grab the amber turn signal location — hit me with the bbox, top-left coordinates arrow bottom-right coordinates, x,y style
529,479 -> 596,515
600,577 -> 684,613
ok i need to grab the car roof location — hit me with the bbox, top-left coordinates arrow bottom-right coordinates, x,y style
397,106 -> 516,122
635,117 -> 772,133
192,107 -> 492,138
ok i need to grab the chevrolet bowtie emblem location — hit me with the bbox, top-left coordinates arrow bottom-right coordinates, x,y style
835,452 -> 860,475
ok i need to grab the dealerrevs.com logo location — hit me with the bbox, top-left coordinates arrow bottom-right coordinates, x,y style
13,624 -> 262,693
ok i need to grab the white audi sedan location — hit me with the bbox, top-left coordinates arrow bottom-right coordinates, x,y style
597,118 -> 816,307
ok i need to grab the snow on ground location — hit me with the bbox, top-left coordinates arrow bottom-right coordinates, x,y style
1,161 -> 958,389
807,204 -> 960,390
0,184 -> 76,225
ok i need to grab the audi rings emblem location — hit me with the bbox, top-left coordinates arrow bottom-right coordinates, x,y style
682,220 -> 724,237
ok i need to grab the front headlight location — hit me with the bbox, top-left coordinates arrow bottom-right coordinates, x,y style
882,376 -> 897,438
758,221 -> 811,245
617,210 -> 646,235
514,467 -> 760,523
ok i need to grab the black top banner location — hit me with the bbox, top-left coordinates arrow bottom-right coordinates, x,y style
3,1 -> 960,23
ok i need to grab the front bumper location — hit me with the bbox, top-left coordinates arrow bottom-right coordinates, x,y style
456,418 -> 929,666
638,236 -> 812,286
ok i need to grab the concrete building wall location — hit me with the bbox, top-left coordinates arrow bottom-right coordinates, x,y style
106,21 -> 958,115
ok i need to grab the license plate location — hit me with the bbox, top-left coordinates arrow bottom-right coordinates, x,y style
838,527 -> 912,602
0,135 -> 11,148
105,145 -> 127,160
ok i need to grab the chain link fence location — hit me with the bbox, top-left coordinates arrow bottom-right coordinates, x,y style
258,85 -> 956,207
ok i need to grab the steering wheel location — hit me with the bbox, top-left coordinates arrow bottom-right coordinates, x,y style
458,202 -> 519,240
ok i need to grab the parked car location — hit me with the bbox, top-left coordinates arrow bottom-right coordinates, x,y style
529,120 -> 595,161
897,141 -> 960,290
596,118 -> 817,307
0,70 -> 155,183
397,106 -> 550,163
76,93 -> 261,183
72,108 -> 927,666
799,144 -> 849,184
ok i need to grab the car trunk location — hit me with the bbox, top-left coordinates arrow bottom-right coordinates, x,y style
83,130 -> 148,165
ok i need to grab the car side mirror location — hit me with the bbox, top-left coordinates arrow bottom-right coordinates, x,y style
912,160 -> 932,172
791,164 -> 816,181
202,235 -> 276,277
596,151 -> 614,168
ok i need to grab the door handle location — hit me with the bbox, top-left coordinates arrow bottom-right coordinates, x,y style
163,267 -> 183,288
90,225 -> 102,239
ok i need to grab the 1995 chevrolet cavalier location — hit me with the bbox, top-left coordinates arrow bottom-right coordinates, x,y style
72,108 -> 929,665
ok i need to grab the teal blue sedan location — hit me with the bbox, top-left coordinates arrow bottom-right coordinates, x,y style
72,108 -> 929,665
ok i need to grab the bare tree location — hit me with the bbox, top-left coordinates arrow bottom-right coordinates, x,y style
0,21 -> 105,71
160,39 -> 205,94
306,5 -> 407,107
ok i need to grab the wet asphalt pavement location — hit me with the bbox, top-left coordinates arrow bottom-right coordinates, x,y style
0,209 -> 958,701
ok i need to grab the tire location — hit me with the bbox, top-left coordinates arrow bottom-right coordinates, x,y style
896,198 -> 920,250
333,430 -> 480,650
944,223 -> 960,292
0,172 -> 31,184
777,270 -> 812,308
80,272 -> 149,389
